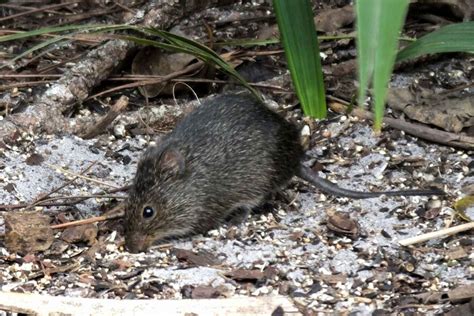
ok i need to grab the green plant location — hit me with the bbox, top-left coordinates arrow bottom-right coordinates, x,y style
273,0 -> 327,118
396,21 -> 474,62
2,9 -> 472,125
272,1 -> 473,130
356,0 -> 410,131
0,24 -> 260,99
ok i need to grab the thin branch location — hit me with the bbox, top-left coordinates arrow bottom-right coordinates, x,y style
0,74 -> 61,78
46,163 -> 120,189
82,95 -> 129,139
328,101 -> 474,150
0,80 -> 54,91
0,292 -> 299,315
0,185 -> 130,211
399,222 -> 474,246
86,60 -> 205,100
0,1 -> 81,23
50,205 -> 125,229
26,161 -> 98,209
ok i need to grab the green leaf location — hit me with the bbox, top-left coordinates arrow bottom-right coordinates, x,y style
454,195 -> 474,222
356,0 -> 409,131
273,0 -> 327,118
397,21 -> 474,62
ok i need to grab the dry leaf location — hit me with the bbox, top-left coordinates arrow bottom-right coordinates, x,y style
4,211 -> 54,254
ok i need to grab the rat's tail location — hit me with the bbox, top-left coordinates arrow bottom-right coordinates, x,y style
297,165 -> 446,199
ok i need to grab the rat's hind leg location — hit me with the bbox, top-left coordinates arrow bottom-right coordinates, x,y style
224,190 -> 285,226
224,207 -> 251,226
224,201 -> 278,226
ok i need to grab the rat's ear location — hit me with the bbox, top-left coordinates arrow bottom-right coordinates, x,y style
156,148 -> 185,179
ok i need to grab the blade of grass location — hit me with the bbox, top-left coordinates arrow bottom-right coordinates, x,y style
118,32 -> 260,99
356,0 -> 409,131
0,24 -> 128,42
355,2 -> 376,109
0,25 -> 131,70
1,24 -> 259,99
273,0 -> 327,118
8,37 -> 69,65
141,28 -> 260,98
397,21 -> 474,62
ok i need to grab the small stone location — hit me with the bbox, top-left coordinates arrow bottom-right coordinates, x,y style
308,282 -> 322,294
191,285 -> 222,299
113,124 -> 126,138
25,153 -> 44,166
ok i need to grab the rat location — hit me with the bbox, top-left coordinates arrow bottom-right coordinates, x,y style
124,91 -> 445,253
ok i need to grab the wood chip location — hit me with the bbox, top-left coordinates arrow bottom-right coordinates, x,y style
446,246 -> 468,260
4,211 -> 54,254
224,269 -> 265,282
173,248 -> 219,267
191,285 -> 222,299
319,274 -> 347,285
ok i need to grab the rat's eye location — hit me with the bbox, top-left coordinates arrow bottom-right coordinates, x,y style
142,206 -> 155,219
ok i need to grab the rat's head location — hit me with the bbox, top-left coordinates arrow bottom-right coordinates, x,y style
124,144 -> 196,253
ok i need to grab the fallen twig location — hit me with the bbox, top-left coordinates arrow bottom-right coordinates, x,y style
0,292 -> 300,316
0,185 -> 130,211
1,1 -> 238,140
50,205 -> 125,229
398,222 -> 474,246
0,1 -> 81,23
86,60 -> 205,100
46,163 -> 120,189
26,161 -> 98,209
0,80 -> 55,91
409,284 -> 474,304
81,95 -> 129,139
329,100 -> 474,150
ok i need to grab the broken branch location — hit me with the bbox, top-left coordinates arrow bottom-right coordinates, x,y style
81,95 -> 129,139
328,100 -> 474,150
398,222 -> 474,246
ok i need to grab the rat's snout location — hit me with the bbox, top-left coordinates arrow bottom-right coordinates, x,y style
124,232 -> 151,253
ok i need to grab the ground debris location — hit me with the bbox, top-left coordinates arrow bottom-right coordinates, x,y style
326,211 -> 360,238
224,268 -> 266,282
4,211 -> 54,254
0,1 -> 472,314
60,224 -> 98,246
173,248 -> 220,267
